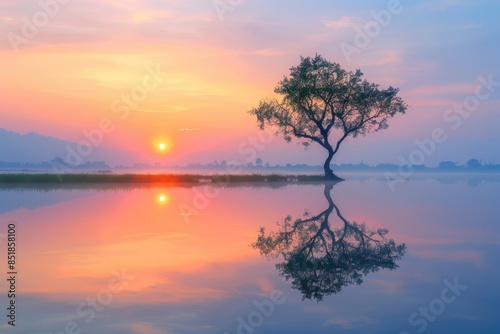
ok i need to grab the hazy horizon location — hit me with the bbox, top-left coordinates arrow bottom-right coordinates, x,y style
1,1 -> 500,167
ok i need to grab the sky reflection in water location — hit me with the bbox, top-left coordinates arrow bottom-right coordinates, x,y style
0,177 -> 498,333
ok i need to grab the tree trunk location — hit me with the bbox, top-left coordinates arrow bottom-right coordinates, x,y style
324,146 -> 344,181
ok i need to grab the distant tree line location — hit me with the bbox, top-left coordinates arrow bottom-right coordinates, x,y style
0,157 -> 498,173
0,157 -> 110,171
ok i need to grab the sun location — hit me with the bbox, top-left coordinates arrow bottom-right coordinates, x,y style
156,193 -> 169,204
155,140 -> 171,154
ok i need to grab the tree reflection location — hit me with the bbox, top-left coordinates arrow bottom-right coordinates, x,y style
252,183 -> 407,302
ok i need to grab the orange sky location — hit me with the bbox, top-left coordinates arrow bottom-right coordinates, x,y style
0,41 -> 272,162
1,0 -> 499,165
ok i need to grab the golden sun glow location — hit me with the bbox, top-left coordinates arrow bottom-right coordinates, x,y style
155,139 -> 172,154
156,193 -> 169,204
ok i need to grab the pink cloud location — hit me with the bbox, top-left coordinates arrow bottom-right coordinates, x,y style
323,16 -> 356,29
406,83 -> 477,97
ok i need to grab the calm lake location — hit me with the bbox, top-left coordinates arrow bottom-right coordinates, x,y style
0,175 -> 499,333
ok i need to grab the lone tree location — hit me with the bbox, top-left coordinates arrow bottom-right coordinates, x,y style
249,55 -> 407,180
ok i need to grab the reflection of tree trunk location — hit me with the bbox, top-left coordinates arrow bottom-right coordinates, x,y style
320,183 -> 334,230
323,183 -> 334,205
252,182 -> 407,302
324,145 -> 343,181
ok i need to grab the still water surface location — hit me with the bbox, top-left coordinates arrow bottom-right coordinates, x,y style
0,176 -> 498,333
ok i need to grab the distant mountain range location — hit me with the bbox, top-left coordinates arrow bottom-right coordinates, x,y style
0,128 -> 124,166
0,128 -> 74,163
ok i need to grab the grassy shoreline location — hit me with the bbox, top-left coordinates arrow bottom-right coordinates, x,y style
0,173 -> 328,184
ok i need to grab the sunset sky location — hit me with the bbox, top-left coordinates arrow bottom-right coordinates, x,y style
1,0 -> 499,166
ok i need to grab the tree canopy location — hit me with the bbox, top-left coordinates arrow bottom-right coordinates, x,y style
249,55 -> 407,180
